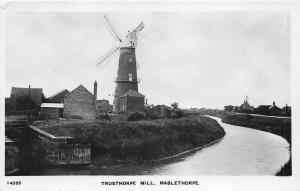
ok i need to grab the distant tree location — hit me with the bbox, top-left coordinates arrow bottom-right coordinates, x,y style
171,102 -> 179,110
224,105 -> 234,112
170,102 -> 184,118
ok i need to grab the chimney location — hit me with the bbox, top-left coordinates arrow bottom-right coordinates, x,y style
28,85 -> 31,96
273,101 -> 275,106
93,80 -> 97,108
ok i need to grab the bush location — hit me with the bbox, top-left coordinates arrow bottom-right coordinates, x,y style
171,109 -> 184,118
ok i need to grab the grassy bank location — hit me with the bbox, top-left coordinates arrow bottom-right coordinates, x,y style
221,113 -> 291,144
38,115 -> 225,166
186,109 -> 291,144
186,109 -> 292,176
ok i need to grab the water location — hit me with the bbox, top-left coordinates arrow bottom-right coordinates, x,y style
23,116 -> 291,175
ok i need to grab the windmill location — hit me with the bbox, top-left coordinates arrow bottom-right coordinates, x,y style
97,14 -> 145,113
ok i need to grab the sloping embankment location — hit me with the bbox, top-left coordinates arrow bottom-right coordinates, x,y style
221,113 -> 291,144
38,115 -> 226,166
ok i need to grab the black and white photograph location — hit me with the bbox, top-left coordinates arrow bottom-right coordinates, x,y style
1,1 -> 300,191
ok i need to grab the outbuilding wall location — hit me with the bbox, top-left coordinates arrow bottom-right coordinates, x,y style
63,86 -> 95,119
41,107 -> 61,119
120,96 -> 144,113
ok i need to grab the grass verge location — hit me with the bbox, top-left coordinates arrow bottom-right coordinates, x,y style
38,115 -> 226,166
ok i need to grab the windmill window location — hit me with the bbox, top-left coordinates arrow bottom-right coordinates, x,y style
129,74 -> 132,81
129,58 -> 133,62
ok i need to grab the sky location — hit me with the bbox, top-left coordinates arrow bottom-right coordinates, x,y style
5,11 -> 290,109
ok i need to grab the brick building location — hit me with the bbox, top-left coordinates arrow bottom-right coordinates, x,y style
254,101 -> 282,116
269,101 -> 282,116
96,99 -> 112,114
119,90 -> 145,113
63,84 -> 96,120
152,105 -> 171,118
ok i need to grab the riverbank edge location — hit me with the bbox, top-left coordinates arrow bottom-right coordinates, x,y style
89,116 -> 226,167
221,116 -> 292,176
152,135 -> 225,162
191,109 -> 291,143
89,135 -> 225,170
191,110 -> 292,176
33,115 -> 226,169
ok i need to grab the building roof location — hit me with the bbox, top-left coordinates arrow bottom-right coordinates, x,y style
96,99 -> 109,103
258,105 -> 272,108
269,105 -> 281,110
282,106 -> 291,110
48,89 -> 69,99
120,90 -> 145,97
153,104 -> 171,109
10,87 -> 43,106
240,99 -> 253,110
66,85 -> 93,98
96,99 -> 109,105
41,103 -> 64,108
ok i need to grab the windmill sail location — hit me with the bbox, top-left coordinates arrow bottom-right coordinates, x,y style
96,46 -> 120,67
102,14 -> 122,43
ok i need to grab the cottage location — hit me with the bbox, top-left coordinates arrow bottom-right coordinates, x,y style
254,105 -> 271,115
282,104 -> 291,116
48,89 -> 70,103
269,101 -> 282,116
152,105 -> 171,118
40,103 -> 64,119
63,84 -> 96,120
119,90 -> 145,113
254,101 -> 282,116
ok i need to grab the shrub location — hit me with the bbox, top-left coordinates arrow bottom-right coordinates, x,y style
170,109 -> 184,118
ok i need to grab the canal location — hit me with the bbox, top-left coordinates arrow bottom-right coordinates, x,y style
20,116 -> 291,175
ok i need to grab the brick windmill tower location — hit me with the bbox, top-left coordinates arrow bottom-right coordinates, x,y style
97,14 -> 145,113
